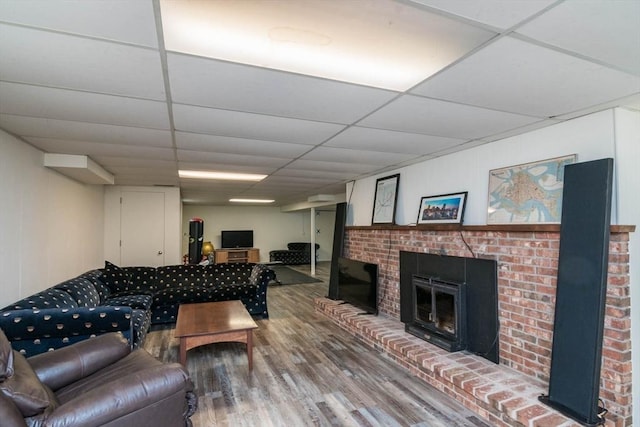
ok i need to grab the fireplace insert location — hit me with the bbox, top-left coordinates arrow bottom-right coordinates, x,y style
407,275 -> 466,352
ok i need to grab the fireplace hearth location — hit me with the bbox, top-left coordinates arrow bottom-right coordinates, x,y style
400,251 -> 499,363
408,275 -> 466,352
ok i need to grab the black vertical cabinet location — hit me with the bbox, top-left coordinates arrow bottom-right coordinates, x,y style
539,158 -> 614,426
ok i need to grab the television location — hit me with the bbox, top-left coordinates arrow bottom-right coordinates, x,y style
337,257 -> 378,315
221,230 -> 254,248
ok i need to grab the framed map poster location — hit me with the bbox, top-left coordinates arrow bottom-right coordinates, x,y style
487,155 -> 576,224
372,174 -> 399,224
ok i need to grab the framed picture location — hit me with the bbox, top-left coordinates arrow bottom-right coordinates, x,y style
417,192 -> 467,225
372,174 -> 400,224
487,154 -> 577,224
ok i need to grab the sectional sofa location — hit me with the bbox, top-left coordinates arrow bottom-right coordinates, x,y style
0,261 -> 275,356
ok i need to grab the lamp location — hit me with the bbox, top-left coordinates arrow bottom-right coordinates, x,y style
202,241 -> 214,258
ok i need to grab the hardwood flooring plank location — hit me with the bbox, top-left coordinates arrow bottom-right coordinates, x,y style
143,262 -> 490,427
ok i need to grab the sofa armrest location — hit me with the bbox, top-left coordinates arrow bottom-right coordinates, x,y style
250,264 -> 276,292
42,363 -> 194,426
28,332 -> 130,391
0,306 -> 134,356
0,393 -> 27,427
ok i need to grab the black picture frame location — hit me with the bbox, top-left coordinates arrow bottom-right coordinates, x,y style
416,191 -> 468,225
372,174 -> 400,224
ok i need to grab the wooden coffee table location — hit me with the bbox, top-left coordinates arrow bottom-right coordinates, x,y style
175,300 -> 258,370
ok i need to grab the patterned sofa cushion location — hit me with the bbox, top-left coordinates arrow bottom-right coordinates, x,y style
103,294 -> 154,311
3,289 -> 78,311
102,261 -> 134,296
156,265 -> 210,290
211,263 -> 253,286
121,266 -> 157,295
54,277 -> 101,308
80,270 -> 112,303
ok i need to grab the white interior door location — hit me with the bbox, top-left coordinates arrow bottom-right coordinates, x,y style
120,191 -> 165,267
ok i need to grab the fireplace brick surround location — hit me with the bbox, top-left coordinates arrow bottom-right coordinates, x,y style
315,225 -> 633,427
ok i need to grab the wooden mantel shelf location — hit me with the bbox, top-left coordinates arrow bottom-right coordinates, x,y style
346,224 -> 635,233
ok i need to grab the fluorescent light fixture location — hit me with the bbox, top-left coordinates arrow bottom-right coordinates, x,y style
229,198 -> 275,203
178,170 -> 267,181
160,0 -> 494,91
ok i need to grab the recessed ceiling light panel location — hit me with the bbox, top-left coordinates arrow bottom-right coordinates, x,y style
178,170 -> 267,181
160,0 -> 494,91
229,198 -> 275,203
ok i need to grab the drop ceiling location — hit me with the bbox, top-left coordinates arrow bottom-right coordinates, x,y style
0,0 -> 638,206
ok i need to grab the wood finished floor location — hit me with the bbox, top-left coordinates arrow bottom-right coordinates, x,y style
143,263 -> 490,427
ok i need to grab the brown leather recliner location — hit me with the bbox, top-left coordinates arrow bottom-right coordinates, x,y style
0,329 -> 197,427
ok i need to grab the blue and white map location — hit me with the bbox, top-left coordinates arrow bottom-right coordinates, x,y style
487,155 -> 575,224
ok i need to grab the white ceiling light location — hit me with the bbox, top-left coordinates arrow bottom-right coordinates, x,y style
230,198 -> 275,203
160,0 -> 494,91
178,170 -> 267,181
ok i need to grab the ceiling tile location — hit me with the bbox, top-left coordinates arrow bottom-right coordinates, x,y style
172,104 -> 345,144
409,0 -> 556,29
115,176 -> 179,186
0,24 -> 165,99
517,0 -> 640,74
271,168 -> 355,180
324,126 -> 466,154
161,0 -> 495,91
300,146 -> 415,165
168,54 -> 397,124
177,149 -> 291,168
175,131 -> 311,158
0,0 -> 158,47
0,114 -> 172,148
25,137 -> 176,160
360,94 -> 540,139
411,37 -> 640,118
285,158 -> 381,175
0,82 -> 170,129
94,157 -> 177,170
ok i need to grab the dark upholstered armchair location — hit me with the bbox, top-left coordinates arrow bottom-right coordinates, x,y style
269,242 -> 320,265
0,329 -> 197,427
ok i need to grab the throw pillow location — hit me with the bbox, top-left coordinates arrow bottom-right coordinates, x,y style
102,261 -> 133,295
0,351 -> 51,417
0,329 -> 14,380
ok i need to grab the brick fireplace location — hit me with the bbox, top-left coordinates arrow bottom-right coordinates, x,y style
315,225 -> 633,427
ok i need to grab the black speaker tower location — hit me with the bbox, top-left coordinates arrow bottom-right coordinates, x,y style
327,202 -> 347,300
539,158 -> 614,426
188,218 -> 204,264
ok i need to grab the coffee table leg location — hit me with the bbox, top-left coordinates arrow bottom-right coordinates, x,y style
247,330 -> 253,371
180,337 -> 187,365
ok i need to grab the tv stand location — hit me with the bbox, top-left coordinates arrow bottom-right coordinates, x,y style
214,248 -> 259,264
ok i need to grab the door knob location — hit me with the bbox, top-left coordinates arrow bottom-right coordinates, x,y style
158,251 -> 163,255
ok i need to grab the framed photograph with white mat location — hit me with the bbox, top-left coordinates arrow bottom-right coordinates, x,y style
372,174 -> 400,224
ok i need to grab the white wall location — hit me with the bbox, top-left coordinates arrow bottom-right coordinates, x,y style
181,205 -> 336,262
347,109 -> 620,226
104,186 -> 182,266
614,108 -> 640,425
347,107 -> 639,421
0,129 -> 104,308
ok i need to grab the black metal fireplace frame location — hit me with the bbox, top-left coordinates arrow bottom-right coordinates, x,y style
399,252 -> 499,364
409,275 -> 467,352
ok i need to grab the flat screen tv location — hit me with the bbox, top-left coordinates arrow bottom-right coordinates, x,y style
337,257 -> 378,315
221,230 -> 253,248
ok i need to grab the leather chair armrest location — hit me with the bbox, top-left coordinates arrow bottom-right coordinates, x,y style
0,393 -> 28,427
42,363 -> 193,426
28,333 -> 130,391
